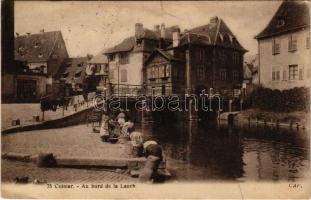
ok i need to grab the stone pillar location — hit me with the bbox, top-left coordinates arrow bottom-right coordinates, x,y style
229,99 -> 233,112
188,99 -> 199,121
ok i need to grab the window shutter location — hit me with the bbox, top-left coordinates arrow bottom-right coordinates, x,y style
161,65 -> 165,78
272,71 -> 275,81
288,36 -> 291,51
299,66 -> 304,80
272,39 -> 275,54
109,70 -> 114,80
283,70 -> 287,80
166,65 -> 170,77
121,69 -> 127,82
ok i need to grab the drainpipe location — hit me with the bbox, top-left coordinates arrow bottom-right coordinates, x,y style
185,30 -> 191,94
257,40 -> 261,85
186,50 -> 191,93
117,61 -> 120,97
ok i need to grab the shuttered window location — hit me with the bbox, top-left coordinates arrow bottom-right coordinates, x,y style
288,35 -> 297,52
121,69 -> 127,82
272,39 -> 280,55
165,65 -> 171,77
299,67 -> 304,80
289,65 -> 298,80
109,70 -> 114,80
160,65 -> 165,78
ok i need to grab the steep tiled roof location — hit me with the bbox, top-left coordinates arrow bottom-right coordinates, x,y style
169,18 -> 246,51
60,57 -> 88,84
144,48 -> 184,66
179,33 -> 212,46
88,49 -> 108,64
15,31 -> 61,62
105,25 -> 180,54
184,18 -> 246,51
105,37 -> 135,54
256,1 -> 310,39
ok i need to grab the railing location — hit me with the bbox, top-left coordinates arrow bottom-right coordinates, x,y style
110,84 -> 144,97
108,83 -> 242,100
40,92 -> 97,120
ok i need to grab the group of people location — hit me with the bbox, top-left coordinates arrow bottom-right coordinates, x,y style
97,112 -> 163,161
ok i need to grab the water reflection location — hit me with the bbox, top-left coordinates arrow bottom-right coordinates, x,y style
139,121 -> 309,182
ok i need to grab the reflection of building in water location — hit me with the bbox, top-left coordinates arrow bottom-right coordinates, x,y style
147,121 -> 245,180
239,126 -> 309,181
140,120 -> 308,181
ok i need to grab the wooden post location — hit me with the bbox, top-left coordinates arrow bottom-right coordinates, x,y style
276,120 -> 280,129
240,99 -> 243,111
188,99 -> 192,120
62,106 -> 65,117
229,100 -> 232,112
42,111 -> 45,121
290,121 -> 293,129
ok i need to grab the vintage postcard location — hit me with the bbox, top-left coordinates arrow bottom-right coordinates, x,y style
1,0 -> 310,199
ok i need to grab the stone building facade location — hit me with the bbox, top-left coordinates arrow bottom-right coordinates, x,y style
2,31 -> 69,102
104,23 -> 179,96
144,17 -> 246,98
256,1 -> 310,90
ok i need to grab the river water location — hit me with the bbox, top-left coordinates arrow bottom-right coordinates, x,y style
138,120 -> 309,182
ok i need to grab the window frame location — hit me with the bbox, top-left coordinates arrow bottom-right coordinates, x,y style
232,70 -> 239,81
120,52 -> 130,64
272,38 -> 280,55
288,34 -> 298,52
120,69 -> 127,82
219,68 -> 227,81
288,65 -> 298,80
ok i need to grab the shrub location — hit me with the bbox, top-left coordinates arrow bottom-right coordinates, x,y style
246,86 -> 309,112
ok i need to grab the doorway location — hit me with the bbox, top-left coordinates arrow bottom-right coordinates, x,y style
16,79 -> 37,101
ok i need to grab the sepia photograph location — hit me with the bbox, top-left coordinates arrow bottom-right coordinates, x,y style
1,0 -> 310,198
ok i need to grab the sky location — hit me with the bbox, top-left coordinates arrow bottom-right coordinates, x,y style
15,1 -> 282,58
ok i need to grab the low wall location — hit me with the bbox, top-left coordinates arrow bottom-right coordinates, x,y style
2,107 -> 93,134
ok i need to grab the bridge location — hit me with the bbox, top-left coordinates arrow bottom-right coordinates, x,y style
100,83 -> 243,122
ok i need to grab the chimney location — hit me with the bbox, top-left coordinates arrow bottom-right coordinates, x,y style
135,23 -> 144,38
184,29 -> 191,43
160,23 -> 166,38
210,16 -> 219,24
172,29 -> 180,47
154,25 -> 160,33
40,29 -> 45,33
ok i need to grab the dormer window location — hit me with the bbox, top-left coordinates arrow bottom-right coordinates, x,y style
276,19 -> 285,27
75,71 -> 82,77
229,35 -> 233,43
38,53 -> 43,58
34,42 -> 39,48
136,39 -> 143,46
17,46 -> 25,56
18,46 -> 24,51
63,72 -> 69,78
219,33 -> 224,42
109,54 -> 115,62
